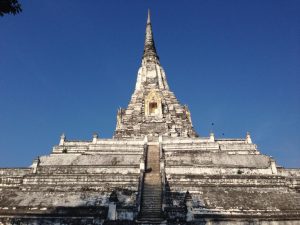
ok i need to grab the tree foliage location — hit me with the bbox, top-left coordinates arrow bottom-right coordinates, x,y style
0,0 -> 22,16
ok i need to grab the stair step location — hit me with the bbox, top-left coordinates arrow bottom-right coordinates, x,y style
143,192 -> 161,194
143,186 -> 161,188
142,201 -> 161,203
142,202 -> 161,204
143,194 -> 161,196
140,212 -> 162,215
140,145 -> 163,221
144,181 -> 161,183
143,183 -> 160,185
142,197 -> 161,199
136,218 -> 165,224
142,203 -> 161,204
140,216 -> 162,219
142,202 -> 161,205
142,205 -> 161,206
141,210 -> 161,212
144,185 -> 161,187
141,210 -> 161,214
142,196 -> 161,199
142,198 -> 161,200
143,190 -> 161,192
141,208 -> 161,210
142,197 -> 161,200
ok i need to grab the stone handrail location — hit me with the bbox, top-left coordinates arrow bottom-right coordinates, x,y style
136,143 -> 147,217
159,139 -> 167,212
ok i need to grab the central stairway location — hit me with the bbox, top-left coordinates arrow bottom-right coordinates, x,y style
138,144 -> 164,224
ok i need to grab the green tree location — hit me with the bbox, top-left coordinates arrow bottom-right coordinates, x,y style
0,0 -> 22,16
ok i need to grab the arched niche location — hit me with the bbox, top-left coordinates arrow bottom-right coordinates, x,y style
144,90 -> 162,116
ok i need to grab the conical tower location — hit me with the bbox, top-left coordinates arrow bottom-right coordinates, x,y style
143,9 -> 159,63
114,11 -> 198,138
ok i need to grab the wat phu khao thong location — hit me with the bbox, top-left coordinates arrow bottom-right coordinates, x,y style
0,10 -> 299,225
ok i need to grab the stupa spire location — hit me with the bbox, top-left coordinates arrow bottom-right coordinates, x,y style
114,10 -> 198,138
143,9 -> 159,62
147,8 -> 151,24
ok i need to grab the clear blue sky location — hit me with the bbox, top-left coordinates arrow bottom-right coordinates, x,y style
0,0 -> 299,168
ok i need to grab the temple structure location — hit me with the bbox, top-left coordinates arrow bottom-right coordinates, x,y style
0,11 -> 299,225
114,11 -> 197,139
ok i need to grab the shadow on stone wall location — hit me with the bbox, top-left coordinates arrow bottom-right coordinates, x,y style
0,188 -> 138,225
163,180 -> 232,225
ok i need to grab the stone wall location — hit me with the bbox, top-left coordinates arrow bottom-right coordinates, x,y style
161,137 -> 300,222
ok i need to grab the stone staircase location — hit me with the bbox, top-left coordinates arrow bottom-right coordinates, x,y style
138,144 -> 164,224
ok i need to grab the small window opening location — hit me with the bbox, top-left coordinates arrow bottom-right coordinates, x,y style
149,102 -> 158,115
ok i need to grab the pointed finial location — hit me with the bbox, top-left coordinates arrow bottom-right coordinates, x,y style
147,9 -> 151,24
246,132 -> 252,144
92,132 -> 98,144
143,9 -> 159,62
59,133 -> 66,146
144,135 -> 148,144
93,132 -> 98,138
184,190 -> 192,202
209,132 -> 215,142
